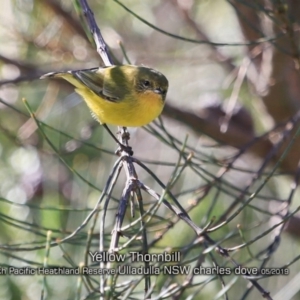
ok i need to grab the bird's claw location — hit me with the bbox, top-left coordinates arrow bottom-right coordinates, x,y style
115,144 -> 133,156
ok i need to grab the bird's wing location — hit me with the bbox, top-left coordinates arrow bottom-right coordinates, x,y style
73,68 -> 120,102
101,66 -> 131,102
72,69 -> 103,94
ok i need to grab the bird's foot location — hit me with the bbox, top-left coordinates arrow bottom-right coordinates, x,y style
115,144 -> 133,156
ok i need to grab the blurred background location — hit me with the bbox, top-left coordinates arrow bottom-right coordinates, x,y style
1,0 -> 300,299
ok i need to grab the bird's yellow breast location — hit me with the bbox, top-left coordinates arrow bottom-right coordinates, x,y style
75,87 -> 164,127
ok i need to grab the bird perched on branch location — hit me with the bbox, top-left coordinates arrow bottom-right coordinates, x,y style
41,65 -> 168,127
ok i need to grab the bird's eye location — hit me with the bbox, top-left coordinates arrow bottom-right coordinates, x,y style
143,80 -> 150,87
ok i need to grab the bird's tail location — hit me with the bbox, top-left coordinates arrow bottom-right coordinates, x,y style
40,70 -> 86,89
40,68 -> 102,91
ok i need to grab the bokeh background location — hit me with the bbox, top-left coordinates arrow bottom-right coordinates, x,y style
1,0 -> 300,299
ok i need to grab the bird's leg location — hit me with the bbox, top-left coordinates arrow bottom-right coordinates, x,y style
103,124 -> 133,156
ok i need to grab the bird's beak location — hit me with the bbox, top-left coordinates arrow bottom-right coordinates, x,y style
154,88 -> 164,94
